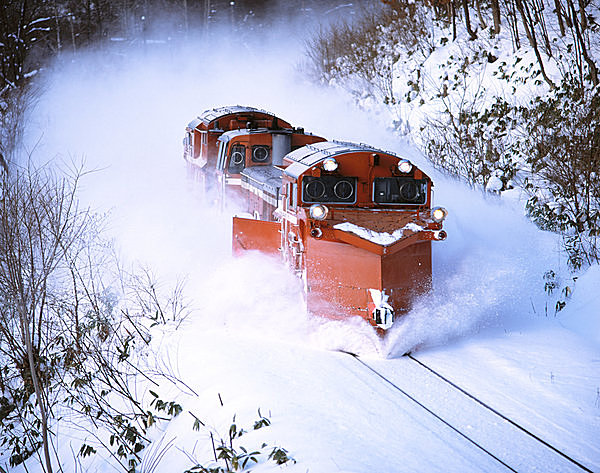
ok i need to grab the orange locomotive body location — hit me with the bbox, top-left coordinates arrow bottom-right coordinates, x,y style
232,141 -> 447,331
183,105 -> 292,191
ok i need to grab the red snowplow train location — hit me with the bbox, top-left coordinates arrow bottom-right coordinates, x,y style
184,106 -> 447,332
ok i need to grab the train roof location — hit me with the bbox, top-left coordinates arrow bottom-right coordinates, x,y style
198,105 -> 284,127
186,117 -> 203,130
283,141 -> 401,179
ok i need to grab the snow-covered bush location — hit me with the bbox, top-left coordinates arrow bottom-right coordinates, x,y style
184,413 -> 295,473
420,44 -> 523,192
0,164 -> 187,471
519,75 -> 600,269
303,2 -> 434,104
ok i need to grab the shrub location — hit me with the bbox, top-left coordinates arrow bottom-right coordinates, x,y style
518,75 -> 600,269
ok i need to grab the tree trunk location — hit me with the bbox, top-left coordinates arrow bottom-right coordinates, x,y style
515,0 -> 556,88
532,0 -> 552,55
53,1 -> 61,55
475,0 -> 487,29
451,0 -> 457,40
553,0 -> 566,35
507,0 -> 521,49
577,0 -> 587,29
20,302 -> 53,473
491,0 -> 501,34
566,0 -> 599,85
462,0 -> 478,39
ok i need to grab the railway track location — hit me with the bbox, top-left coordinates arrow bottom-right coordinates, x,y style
341,350 -> 595,473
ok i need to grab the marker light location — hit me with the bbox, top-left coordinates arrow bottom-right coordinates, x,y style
431,207 -> 448,223
309,204 -> 329,220
310,228 -> 323,238
398,159 -> 413,173
322,157 -> 338,172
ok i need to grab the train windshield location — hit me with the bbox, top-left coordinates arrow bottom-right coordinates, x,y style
373,178 -> 427,205
301,176 -> 357,204
228,144 -> 246,174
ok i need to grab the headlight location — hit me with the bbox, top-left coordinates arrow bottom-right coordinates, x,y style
322,157 -> 338,172
431,207 -> 448,223
397,159 -> 413,173
333,180 -> 354,199
231,151 -> 245,165
435,230 -> 447,241
309,204 -> 328,220
252,146 -> 269,162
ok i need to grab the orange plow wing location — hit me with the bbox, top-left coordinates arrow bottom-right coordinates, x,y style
232,216 -> 281,256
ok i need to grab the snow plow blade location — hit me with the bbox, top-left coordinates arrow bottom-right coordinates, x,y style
304,236 -> 432,326
232,216 -> 281,256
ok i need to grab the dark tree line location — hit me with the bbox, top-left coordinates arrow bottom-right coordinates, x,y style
0,0 -> 203,93
0,0 -> 362,94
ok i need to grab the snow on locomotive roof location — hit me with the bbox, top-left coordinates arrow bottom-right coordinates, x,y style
284,140 -> 399,179
198,105 -> 277,126
219,128 -> 266,143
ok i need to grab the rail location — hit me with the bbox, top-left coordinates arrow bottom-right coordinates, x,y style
340,350 -> 594,473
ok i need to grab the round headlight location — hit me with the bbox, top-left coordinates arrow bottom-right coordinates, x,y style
305,180 -> 326,199
398,159 -> 413,173
399,181 -> 418,201
322,157 -> 338,172
431,207 -> 448,223
253,146 -> 269,162
333,180 -> 354,200
309,204 -> 329,220
231,151 -> 245,165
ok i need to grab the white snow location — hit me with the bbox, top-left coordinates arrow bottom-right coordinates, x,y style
334,221 -> 424,245
6,20 -> 600,473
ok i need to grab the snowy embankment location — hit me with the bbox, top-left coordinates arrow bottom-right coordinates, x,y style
9,32 -> 600,473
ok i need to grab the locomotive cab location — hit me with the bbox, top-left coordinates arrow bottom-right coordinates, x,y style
229,138 -> 447,332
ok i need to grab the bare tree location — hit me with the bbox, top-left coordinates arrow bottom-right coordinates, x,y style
565,0 -> 599,86
0,163 -> 92,472
0,161 -> 195,471
0,84 -> 40,168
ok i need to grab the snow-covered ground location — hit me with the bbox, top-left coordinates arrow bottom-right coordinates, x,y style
11,27 -> 600,473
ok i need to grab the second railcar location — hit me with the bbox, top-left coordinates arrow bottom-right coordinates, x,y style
183,106 -> 292,191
